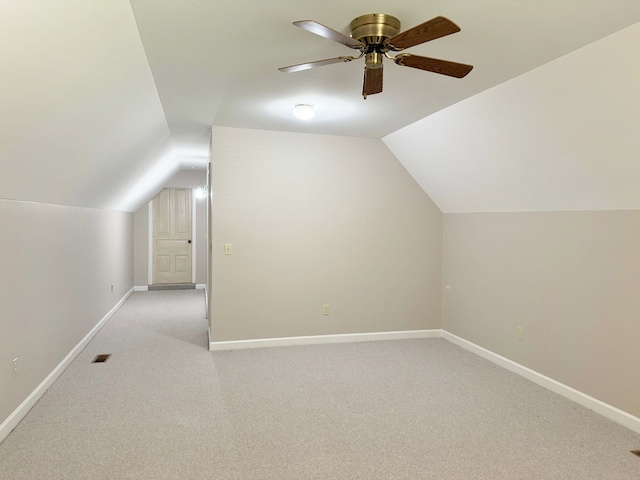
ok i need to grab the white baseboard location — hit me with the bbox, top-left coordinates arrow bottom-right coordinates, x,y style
136,285 -> 203,291
209,329 -> 441,351
441,330 -> 640,435
0,287 -> 134,445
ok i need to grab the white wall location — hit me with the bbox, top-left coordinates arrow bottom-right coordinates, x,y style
0,199 -> 133,426
210,126 -> 443,342
379,21 -> 640,425
442,210 -> 640,418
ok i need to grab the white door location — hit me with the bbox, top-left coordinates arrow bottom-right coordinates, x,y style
153,188 -> 192,284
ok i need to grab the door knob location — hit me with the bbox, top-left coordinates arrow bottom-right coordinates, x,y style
188,240 -> 192,244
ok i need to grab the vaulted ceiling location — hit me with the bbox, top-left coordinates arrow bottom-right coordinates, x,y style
384,22 -> 640,212
2,1 -> 639,212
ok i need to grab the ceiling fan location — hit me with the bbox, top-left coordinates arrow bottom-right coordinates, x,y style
279,14 -> 473,99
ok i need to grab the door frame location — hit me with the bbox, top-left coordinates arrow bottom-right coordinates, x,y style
147,188 -> 198,285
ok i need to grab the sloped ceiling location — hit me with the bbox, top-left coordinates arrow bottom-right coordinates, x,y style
383,23 -> 640,213
2,1 -> 640,212
0,1 -> 177,212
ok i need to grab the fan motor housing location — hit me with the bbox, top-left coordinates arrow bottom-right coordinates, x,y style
350,13 -> 401,45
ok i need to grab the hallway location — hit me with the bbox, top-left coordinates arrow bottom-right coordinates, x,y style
0,290 -> 237,479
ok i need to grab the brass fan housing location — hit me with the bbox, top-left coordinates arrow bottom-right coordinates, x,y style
349,13 -> 401,45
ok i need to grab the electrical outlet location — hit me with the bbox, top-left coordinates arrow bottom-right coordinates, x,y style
224,244 -> 232,255
12,358 -> 18,378
517,327 -> 523,341
323,304 -> 330,316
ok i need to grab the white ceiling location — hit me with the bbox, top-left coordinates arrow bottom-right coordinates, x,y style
384,22 -> 640,213
131,0 -> 640,146
2,1 -> 640,212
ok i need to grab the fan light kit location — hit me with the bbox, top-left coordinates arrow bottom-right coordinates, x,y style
279,13 -> 473,99
293,103 -> 315,120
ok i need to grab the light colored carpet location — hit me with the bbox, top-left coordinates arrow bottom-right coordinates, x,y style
1,290 -> 639,479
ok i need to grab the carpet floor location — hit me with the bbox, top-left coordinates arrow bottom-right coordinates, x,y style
1,290 -> 639,479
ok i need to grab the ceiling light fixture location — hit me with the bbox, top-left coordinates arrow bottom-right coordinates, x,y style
195,184 -> 207,199
293,103 -> 315,120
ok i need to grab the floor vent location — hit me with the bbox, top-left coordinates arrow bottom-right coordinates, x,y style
92,354 -> 111,363
631,450 -> 640,458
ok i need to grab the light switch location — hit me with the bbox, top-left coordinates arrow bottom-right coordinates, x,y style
224,244 -> 232,255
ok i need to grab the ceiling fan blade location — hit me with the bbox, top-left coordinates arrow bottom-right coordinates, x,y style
279,57 -> 350,73
362,67 -> 383,99
293,20 -> 364,49
395,54 -> 473,78
386,16 -> 461,50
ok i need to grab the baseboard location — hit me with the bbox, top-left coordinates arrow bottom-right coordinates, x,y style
209,329 -> 441,351
139,284 -> 203,291
441,330 -> 640,435
0,287 -> 134,444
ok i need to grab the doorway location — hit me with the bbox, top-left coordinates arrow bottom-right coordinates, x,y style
152,187 -> 192,285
